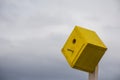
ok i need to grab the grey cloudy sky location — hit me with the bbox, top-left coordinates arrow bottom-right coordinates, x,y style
0,0 -> 120,80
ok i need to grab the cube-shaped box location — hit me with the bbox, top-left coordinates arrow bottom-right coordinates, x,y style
61,26 -> 107,73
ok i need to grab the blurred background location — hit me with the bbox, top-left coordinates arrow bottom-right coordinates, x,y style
0,0 -> 120,80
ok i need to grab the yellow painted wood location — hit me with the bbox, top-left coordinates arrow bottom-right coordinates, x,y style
61,26 -> 107,72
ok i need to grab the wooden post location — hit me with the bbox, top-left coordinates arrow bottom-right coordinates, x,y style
89,65 -> 98,80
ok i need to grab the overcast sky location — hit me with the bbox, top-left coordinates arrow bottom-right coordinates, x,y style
0,0 -> 120,80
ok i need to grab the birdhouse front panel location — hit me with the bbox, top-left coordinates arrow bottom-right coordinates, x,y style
61,26 -> 107,73
62,27 -> 86,67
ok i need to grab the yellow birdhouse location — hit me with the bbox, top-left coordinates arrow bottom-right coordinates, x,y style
61,26 -> 107,73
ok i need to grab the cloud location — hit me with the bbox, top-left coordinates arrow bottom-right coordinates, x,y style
0,36 -> 87,80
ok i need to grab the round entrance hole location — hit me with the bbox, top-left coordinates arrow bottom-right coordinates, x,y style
72,39 -> 76,44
